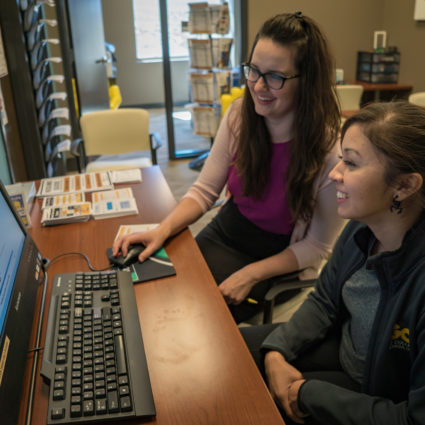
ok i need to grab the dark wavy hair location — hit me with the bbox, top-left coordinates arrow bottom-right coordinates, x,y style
234,12 -> 340,221
341,101 -> 425,208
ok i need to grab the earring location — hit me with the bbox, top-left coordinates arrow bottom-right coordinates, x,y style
390,195 -> 403,214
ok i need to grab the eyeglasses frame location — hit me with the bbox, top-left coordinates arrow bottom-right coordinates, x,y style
242,63 -> 300,90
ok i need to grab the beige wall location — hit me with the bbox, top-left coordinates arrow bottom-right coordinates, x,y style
383,0 -> 425,91
103,0 -> 425,106
247,0 -> 425,91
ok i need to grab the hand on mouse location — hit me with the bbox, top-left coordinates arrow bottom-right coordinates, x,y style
112,226 -> 168,263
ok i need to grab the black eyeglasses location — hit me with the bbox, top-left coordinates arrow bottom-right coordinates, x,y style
242,64 -> 300,90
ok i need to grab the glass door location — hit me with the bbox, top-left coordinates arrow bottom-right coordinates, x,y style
158,0 -> 243,162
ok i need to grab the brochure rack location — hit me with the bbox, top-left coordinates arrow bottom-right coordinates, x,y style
186,2 -> 233,139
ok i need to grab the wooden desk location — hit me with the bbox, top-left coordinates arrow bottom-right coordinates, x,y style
351,81 -> 413,103
20,166 -> 284,425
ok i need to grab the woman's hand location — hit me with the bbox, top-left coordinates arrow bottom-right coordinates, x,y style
288,379 -> 308,423
112,226 -> 169,263
218,267 -> 258,304
265,351 -> 309,423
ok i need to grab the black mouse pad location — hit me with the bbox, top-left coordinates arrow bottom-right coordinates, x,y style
129,248 -> 176,283
108,247 -> 176,283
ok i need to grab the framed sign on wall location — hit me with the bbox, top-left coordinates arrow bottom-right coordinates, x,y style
414,0 -> 425,20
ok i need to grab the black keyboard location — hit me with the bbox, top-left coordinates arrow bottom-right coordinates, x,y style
41,271 -> 155,424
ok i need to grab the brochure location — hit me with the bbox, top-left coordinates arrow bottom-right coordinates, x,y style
91,188 -> 138,220
40,188 -> 138,226
109,168 -> 142,184
37,171 -> 113,197
41,192 -> 85,209
41,202 -> 92,226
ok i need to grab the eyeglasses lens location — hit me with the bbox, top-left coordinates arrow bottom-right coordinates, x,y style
243,65 -> 285,90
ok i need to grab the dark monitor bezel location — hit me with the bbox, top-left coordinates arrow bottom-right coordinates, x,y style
0,180 -> 42,425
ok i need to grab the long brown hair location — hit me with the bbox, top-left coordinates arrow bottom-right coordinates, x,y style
235,13 -> 340,221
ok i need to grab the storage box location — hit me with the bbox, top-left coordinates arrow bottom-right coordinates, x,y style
356,51 -> 400,83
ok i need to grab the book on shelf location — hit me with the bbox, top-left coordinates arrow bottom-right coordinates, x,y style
40,188 -> 138,226
37,171 -> 113,197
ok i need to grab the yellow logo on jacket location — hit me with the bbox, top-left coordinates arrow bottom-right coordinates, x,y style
390,324 -> 410,351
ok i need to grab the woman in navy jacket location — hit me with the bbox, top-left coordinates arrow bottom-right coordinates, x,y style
242,101 -> 425,425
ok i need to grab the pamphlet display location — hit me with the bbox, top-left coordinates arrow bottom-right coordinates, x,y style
187,2 -> 233,138
40,187 -> 138,226
37,171 -> 113,197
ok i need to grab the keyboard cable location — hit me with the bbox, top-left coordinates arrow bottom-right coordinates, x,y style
43,251 -> 112,272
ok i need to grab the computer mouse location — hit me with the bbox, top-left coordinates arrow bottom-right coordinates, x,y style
106,243 -> 145,268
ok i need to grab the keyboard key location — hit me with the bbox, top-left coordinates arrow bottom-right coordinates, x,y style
51,407 -> 65,420
53,389 -> 65,401
70,404 -> 82,418
118,375 -> 128,385
119,385 -> 129,396
96,398 -> 107,414
114,334 -> 127,375
107,390 -> 119,413
120,395 -> 132,412
83,400 -> 94,416
71,395 -> 81,404
95,388 -> 106,399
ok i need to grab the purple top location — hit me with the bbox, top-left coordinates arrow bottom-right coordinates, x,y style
227,142 -> 294,235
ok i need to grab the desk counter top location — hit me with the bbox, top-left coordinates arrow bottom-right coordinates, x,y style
20,166 -> 284,425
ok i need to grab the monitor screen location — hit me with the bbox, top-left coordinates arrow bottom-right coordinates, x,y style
0,181 -> 41,425
0,193 -> 26,336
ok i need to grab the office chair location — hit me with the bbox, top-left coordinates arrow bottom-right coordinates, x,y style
335,84 -> 364,111
72,108 -> 162,173
408,92 -> 425,107
262,271 -> 316,324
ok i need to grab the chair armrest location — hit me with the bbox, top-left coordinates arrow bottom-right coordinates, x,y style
264,278 -> 316,303
262,272 -> 316,324
149,132 -> 162,165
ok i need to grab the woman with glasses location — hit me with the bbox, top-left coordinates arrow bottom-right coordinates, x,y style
113,12 -> 345,323
241,101 -> 425,425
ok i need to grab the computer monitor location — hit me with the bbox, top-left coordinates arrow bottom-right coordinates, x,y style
0,180 -> 43,425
